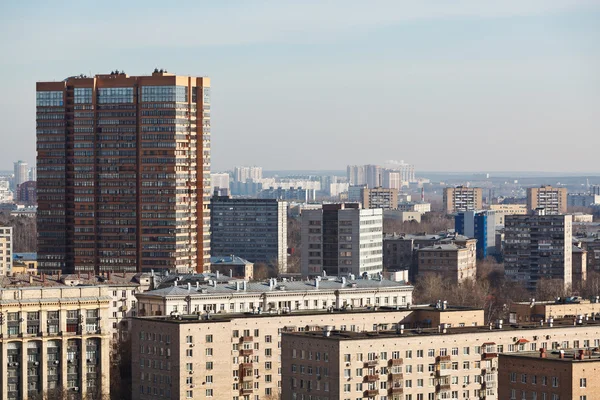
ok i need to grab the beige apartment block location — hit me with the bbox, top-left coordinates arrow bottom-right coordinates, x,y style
488,204 -> 527,225
509,298 -> 600,324
130,305 -> 484,400
527,185 -> 568,215
443,187 -> 483,214
572,246 -> 588,292
417,238 -> 477,283
0,226 -> 12,275
282,319 -> 600,400
0,286 -> 111,399
361,187 -> 399,210
498,349 -> 600,400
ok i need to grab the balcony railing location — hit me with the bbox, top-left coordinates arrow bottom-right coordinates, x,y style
363,389 -> 379,397
388,387 -> 404,395
363,359 -> 379,368
363,374 -> 379,383
388,358 -> 403,366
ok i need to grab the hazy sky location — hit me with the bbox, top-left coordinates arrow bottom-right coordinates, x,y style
1,0 -> 599,173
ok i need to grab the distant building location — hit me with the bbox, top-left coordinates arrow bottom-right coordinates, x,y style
13,160 -> 28,188
527,185 -> 568,215
568,193 -> 600,207
499,349 -> 600,400
347,165 -> 366,186
230,180 -> 263,196
0,227 -> 12,275
28,167 -> 36,182
443,186 -> 483,213
210,195 -> 288,272
210,173 -> 230,191
258,186 -> 315,202
382,170 -> 402,190
578,237 -> 600,273
0,180 -> 13,203
455,210 -> 498,259
11,252 -> 37,275
361,187 -> 398,210
509,297 -> 600,324
233,166 -> 262,183
572,213 -> 594,223
347,184 -> 366,202
397,201 -> 431,214
572,245 -> 588,291
210,255 -> 254,280
16,180 -> 36,205
504,211 -> 572,291
301,203 -> 383,277
417,237 -> 477,283
383,210 -> 421,223
489,203 -> 527,225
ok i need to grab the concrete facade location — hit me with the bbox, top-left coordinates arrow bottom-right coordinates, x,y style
527,185 -> 568,215
301,204 -> 383,278
489,204 -> 527,226
361,187 -> 399,210
0,226 -> 12,275
443,187 -> 483,214
417,238 -> 477,283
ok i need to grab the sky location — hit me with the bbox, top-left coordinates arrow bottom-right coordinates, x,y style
1,0 -> 599,173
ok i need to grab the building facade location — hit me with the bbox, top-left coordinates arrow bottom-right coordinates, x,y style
443,187 -> 483,214
0,226 -> 12,275
504,212 -> 572,291
210,195 -> 288,271
361,187 -> 399,210
417,238 -> 477,283
498,349 -> 600,400
13,160 -> 29,189
568,193 -> 600,208
233,166 -> 262,183
0,286 -> 111,399
488,204 -> 527,226
282,318 -> 600,400
301,204 -> 383,277
15,181 -> 36,205
455,211 -> 497,259
527,185 -> 568,215
210,173 -> 230,192
36,70 -> 211,274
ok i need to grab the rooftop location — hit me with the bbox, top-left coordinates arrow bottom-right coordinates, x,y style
210,255 -> 252,265
0,272 -> 151,289
501,349 -> 600,363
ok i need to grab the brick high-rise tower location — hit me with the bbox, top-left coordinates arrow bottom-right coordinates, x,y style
36,70 -> 211,274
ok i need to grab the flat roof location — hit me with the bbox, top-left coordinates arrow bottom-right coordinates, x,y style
501,350 -> 600,363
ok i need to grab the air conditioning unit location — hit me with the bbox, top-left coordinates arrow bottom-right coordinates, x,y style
54,361 -> 60,365
34,361 -> 39,366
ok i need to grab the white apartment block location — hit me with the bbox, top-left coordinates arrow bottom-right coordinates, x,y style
211,173 -> 230,191
135,276 -> 413,317
301,204 -> 383,278
0,226 -> 12,275
0,285 -> 111,399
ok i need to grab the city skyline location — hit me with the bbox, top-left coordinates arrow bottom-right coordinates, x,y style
2,1 -> 599,172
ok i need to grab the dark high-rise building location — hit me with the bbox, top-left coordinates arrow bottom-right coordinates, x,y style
36,70 -> 211,274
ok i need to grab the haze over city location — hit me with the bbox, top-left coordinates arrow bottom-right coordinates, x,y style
1,0 -> 599,172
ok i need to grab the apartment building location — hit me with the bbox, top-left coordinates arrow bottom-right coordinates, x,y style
36,70 -> 211,274
210,255 -> 254,280
135,276 -> 413,317
568,193 -> 600,208
131,304 -> 481,400
578,237 -> 600,272
0,226 -> 12,275
301,204 -> 383,277
397,202 -> 431,214
455,211 -> 498,259
489,204 -> 527,226
211,173 -> 230,192
508,298 -> 600,324
361,187 -> 399,210
572,246 -> 588,291
504,212 -> 572,291
210,195 -> 288,272
233,166 -> 263,183
13,160 -> 29,188
443,187 -> 483,214
281,318 -> 600,400
527,185 -> 568,215
382,170 -> 402,191
498,349 -> 600,400
417,237 -> 477,283
0,285 -> 111,399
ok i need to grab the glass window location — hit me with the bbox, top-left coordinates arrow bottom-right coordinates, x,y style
141,86 -> 188,102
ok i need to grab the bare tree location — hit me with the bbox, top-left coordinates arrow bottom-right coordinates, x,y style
0,213 -> 37,252
110,338 -> 132,400
535,278 -> 572,301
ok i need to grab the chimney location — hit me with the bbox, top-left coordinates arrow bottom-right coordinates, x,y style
242,281 -> 247,291
187,283 -> 191,291
41,273 -> 45,283
539,348 -> 547,358
341,277 -> 346,287
230,269 -> 233,278
578,349 -> 585,360
315,279 -> 319,290
29,275 -> 33,284
559,350 -> 564,359
269,278 -> 274,290
195,282 -> 200,290
216,271 -> 220,279
213,280 -> 217,288
235,281 -> 240,291
77,271 -> 80,279
107,271 -> 110,281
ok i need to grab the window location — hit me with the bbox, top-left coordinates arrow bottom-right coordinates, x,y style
186,390 -> 193,398
552,377 -> 559,387
510,372 -> 517,383
206,335 -> 213,343
580,378 -> 586,388
428,349 -> 435,357
186,336 -> 193,344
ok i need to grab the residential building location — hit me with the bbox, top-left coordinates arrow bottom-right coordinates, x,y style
382,170 -> 402,190
572,213 -> 594,223
131,303 -> 482,400
572,245 -> 588,291
504,211 -> 572,291
509,297 -> 600,324
527,185 -> 568,215
383,210 -> 422,223
210,255 -> 254,280
36,70 -> 212,274
443,186 -> 483,213
210,173 -> 230,192
282,316 -> 600,400
489,204 -> 527,225
29,167 -> 36,182
15,181 -> 36,205
11,252 -> 37,275
578,237 -> 600,273
397,201 -> 431,214
301,203 -> 383,277
13,160 -> 28,188
361,187 -> 398,210
568,193 -> 600,208
233,166 -> 262,183
0,226 -> 12,275
258,187 -> 316,202
384,160 -> 416,183
347,185 -> 366,203
417,237 -> 477,283
347,165 -> 384,188
498,349 -> 600,400
455,211 -> 498,259
135,276 -> 413,317
0,285 -> 111,399
210,195 -> 288,271
347,165 -> 366,186
0,180 -> 13,203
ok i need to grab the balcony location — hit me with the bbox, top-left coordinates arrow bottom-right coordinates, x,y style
240,336 -> 253,343
437,384 -> 452,392
437,368 -> 452,377
481,352 -> 497,360
239,362 -> 253,369
388,358 -> 403,367
388,387 -> 404,395
363,374 -> 379,383
388,373 -> 403,381
363,389 -> 379,397
363,360 -> 379,368
240,388 -> 253,395
436,355 -> 451,362
239,349 -> 253,356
